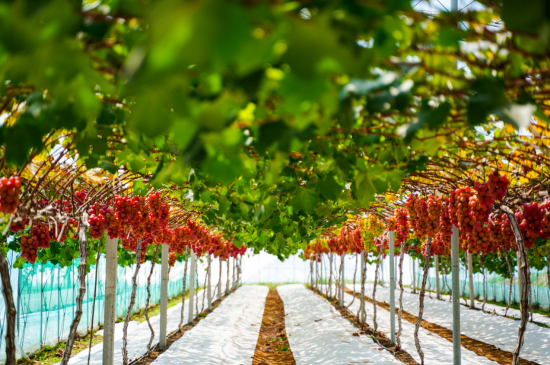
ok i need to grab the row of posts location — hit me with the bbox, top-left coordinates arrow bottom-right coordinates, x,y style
102,238 -> 242,365
311,225 -> 463,364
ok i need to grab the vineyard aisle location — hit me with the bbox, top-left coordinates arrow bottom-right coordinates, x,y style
150,285 -> 269,365
56,286 -> 223,365
350,284 -> 550,364
331,285 -> 499,365
278,284 -> 401,365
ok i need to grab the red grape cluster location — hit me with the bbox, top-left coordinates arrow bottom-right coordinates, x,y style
406,194 -> 430,239
521,202 -> 546,238
21,234 -> 39,263
0,176 -> 21,213
74,190 -> 87,205
515,210 -> 537,249
32,222 -> 51,248
465,222 -> 492,253
10,216 -> 29,233
486,170 -> 509,201
50,223 -> 67,243
304,240 -> 329,261
88,202 -> 106,239
426,194 -> 441,236
395,208 -> 409,245
168,252 -> 177,267
449,187 -> 475,233
387,216 -> 397,232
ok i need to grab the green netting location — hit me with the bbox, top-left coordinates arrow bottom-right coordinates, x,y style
422,269 -> 550,310
0,251 -> 188,359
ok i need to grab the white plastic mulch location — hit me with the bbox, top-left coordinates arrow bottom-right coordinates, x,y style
322,284 -> 497,365
278,284 -> 401,365
349,283 -> 550,365
59,286 -> 221,365
151,285 -> 268,365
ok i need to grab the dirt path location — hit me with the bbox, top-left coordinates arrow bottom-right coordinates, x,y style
345,287 -> 539,365
252,288 -> 296,365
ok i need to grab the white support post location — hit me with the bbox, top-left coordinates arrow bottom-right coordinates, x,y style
314,256 -> 318,290
239,256 -> 243,287
389,231 -> 395,345
435,255 -> 441,300
102,237 -> 118,365
451,225 -> 461,365
468,251 -> 475,309
188,251 -> 196,325
360,251 -> 365,323
225,258 -> 230,295
380,257 -> 385,287
329,253 -> 333,298
310,260 -> 314,288
232,258 -> 236,290
159,243 -> 169,349
412,257 -> 416,293
217,259 -> 222,300
340,254 -> 345,307
207,254 -> 212,311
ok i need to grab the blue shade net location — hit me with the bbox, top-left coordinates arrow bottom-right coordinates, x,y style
0,251 -> 187,362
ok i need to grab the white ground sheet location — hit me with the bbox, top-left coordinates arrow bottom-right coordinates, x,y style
59,284 -> 227,365
278,284 -> 401,365
349,283 -> 550,364
319,285 -> 497,365
151,285 -> 268,365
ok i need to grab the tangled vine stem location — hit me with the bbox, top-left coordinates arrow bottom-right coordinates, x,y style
396,241 -> 405,350
179,247 -> 189,330
478,254 -> 487,313
504,250 -> 514,317
0,246 -> 16,365
122,240 -> 142,365
145,244 -> 160,350
501,206 -> 530,365
346,254 -> 358,313
61,214 -> 88,365
372,255 -> 380,333
414,236 -> 432,365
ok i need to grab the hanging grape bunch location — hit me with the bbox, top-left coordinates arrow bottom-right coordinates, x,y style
168,252 -> 177,267
360,214 -> 385,252
395,208 -> 409,246
426,194 -> 441,237
387,216 -> 397,232
0,176 -> 21,213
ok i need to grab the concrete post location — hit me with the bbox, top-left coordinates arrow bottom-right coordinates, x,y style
329,253 -> 333,298
310,260 -> 314,288
389,231 -> 395,344
218,259 -> 222,300
207,254 -> 212,311
360,251 -> 365,323
451,225 -> 461,365
340,254 -> 345,307
412,257 -> 416,293
159,243 -> 169,349
188,251 -> 196,325
435,255 -> 441,300
225,258 -> 230,295
102,237 -> 118,365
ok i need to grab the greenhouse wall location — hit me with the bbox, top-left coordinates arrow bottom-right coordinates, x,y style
0,251 -> 189,359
